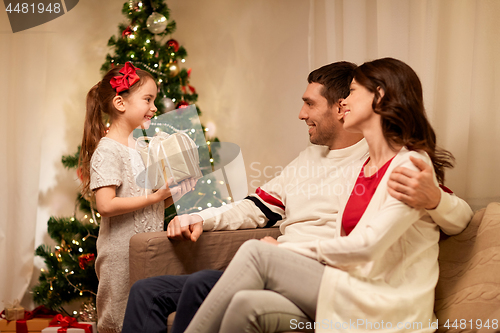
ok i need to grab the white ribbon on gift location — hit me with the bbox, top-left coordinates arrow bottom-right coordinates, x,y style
166,132 -> 201,180
136,131 -> 201,189
136,136 -> 161,189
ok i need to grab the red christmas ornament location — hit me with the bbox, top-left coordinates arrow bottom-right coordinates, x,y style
166,39 -> 180,52
181,69 -> 196,94
122,26 -> 133,38
176,101 -> 190,111
79,253 -> 96,270
181,85 -> 196,94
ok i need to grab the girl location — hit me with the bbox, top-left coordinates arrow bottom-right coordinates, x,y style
182,58 -> 456,333
78,62 -> 195,333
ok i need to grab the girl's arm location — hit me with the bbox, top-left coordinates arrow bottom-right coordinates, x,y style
96,178 -> 198,216
96,185 -> 175,218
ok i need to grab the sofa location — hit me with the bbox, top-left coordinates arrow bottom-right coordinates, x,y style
129,202 -> 500,332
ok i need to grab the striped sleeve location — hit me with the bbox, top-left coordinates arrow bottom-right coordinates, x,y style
195,154 -> 296,231
195,187 -> 286,231
245,187 -> 285,228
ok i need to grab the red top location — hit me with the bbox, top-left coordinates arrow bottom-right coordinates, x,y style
341,156 -> 395,236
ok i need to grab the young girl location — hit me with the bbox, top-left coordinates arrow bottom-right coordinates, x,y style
78,62 -> 195,333
182,58 -> 459,333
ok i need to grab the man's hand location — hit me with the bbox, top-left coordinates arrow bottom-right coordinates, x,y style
260,236 -> 279,246
387,156 -> 441,210
166,214 -> 203,242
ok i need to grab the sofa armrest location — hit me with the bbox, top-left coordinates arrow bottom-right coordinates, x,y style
435,202 -> 500,332
129,227 -> 282,287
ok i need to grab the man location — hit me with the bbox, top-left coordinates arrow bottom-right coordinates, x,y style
122,62 -> 472,333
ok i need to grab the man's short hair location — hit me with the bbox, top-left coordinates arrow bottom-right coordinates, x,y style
307,61 -> 357,107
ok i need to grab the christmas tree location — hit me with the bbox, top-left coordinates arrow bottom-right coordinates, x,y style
33,150 -> 99,319
32,0 -> 229,318
102,0 -> 227,222
102,0 -> 195,113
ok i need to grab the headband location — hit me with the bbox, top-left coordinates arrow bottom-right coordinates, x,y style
110,62 -> 140,95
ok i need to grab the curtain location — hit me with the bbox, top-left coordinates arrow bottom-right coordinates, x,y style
0,26 -> 50,307
0,0 -> 116,309
308,0 -> 500,210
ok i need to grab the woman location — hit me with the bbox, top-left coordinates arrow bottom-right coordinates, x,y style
183,58 -> 454,333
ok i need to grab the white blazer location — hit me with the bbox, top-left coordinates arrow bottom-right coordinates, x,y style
285,148 -> 441,332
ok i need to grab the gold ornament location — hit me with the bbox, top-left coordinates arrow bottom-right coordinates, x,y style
168,61 -> 179,77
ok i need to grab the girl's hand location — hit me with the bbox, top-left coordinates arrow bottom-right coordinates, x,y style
260,236 -> 279,246
155,183 -> 179,202
170,178 -> 198,202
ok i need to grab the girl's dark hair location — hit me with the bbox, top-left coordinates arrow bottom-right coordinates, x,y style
78,65 -> 154,196
353,57 -> 454,184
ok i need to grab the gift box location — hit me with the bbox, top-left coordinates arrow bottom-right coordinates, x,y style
136,131 -> 202,189
0,318 -> 52,332
41,315 -> 96,333
40,323 -> 96,333
0,305 -> 58,333
3,300 -> 24,321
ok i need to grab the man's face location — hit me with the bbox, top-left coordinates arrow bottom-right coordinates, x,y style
298,82 -> 341,149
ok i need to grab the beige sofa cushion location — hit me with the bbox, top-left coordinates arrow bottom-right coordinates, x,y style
435,203 -> 500,332
129,227 -> 282,287
129,227 -> 282,333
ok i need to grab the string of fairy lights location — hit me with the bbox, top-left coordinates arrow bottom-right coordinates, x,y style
37,206 -> 100,300
37,179 -> 231,301
176,178 -> 230,213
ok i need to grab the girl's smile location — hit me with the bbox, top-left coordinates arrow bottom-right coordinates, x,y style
122,77 -> 158,130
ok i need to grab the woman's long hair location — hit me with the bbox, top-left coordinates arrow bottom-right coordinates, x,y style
78,65 -> 154,196
353,57 -> 454,184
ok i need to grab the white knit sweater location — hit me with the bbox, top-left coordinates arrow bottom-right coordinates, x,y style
197,139 -> 471,240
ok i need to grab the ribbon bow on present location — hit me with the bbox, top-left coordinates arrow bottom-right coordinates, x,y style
136,131 -> 202,189
14,305 -> 59,333
110,62 -> 140,95
48,314 -> 92,333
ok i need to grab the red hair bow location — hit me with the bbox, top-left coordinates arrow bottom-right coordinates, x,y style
110,62 -> 140,95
